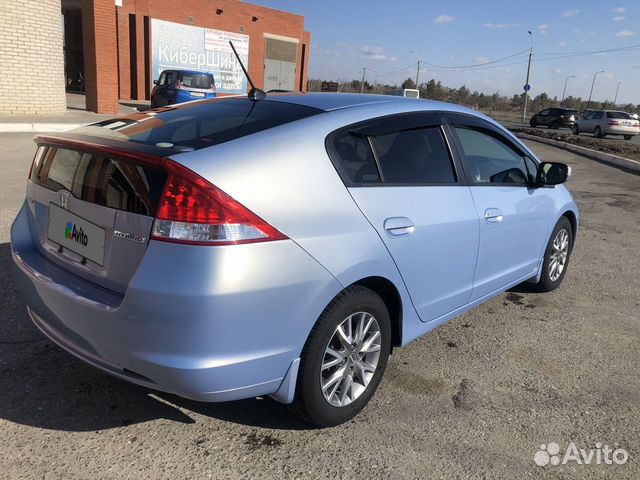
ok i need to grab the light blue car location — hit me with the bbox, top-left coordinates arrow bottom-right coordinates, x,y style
11,93 -> 578,427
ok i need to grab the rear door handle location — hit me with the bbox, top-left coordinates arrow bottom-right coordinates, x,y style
484,208 -> 503,223
383,217 -> 415,237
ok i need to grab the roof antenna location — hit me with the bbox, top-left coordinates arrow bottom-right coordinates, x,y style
229,41 -> 266,101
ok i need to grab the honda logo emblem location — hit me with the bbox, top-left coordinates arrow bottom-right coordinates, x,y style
60,191 -> 70,210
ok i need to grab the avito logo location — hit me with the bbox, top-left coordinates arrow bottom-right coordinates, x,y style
64,221 -> 88,246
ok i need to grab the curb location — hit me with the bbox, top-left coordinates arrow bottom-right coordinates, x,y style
515,132 -> 640,174
0,123 -> 85,133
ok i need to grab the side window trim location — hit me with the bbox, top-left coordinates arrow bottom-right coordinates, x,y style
365,136 -> 385,183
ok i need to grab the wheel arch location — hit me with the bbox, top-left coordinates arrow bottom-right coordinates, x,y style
350,276 -> 403,348
561,209 -> 578,249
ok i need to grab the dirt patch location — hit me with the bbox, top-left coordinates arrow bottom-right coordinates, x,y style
510,127 -> 640,161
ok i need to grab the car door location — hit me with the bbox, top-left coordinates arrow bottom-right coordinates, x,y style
327,112 -> 480,322
445,113 -> 552,300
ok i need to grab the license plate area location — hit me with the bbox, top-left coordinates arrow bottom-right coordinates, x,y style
47,203 -> 106,266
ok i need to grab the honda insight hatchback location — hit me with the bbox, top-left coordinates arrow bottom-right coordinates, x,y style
11,93 -> 578,427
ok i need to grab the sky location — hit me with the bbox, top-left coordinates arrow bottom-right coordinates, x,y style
253,0 -> 640,105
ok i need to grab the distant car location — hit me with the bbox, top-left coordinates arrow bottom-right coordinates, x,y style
573,110 -> 640,140
529,108 -> 578,129
151,70 -> 216,107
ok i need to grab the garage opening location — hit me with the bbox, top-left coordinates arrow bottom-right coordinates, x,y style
263,35 -> 298,92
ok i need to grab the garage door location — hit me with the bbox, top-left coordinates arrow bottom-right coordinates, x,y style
264,36 -> 297,91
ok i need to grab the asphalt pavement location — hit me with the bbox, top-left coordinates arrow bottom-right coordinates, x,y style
0,134 -> 638,479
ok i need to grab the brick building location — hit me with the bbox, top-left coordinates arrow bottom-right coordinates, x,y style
1,0 -> 310,115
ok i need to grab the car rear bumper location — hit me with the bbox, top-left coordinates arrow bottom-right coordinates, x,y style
11,201 -> 341,402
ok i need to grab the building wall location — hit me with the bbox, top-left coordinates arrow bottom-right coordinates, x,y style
117,0 -> 310,100
0,0 -> 66,115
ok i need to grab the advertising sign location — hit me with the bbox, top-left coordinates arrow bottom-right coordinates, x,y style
151,19 -> 249,94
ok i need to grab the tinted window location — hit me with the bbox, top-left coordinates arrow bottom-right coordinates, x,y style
30,147 -> 167,216
370,127 -> 456,184
539,109 -> 550,116
327,131 -> 380,183
454,127 -> 530,185
179,72 -> 214,89
606,111 -> 631,119
77,98 -> 323,151
592,111 -> 604,120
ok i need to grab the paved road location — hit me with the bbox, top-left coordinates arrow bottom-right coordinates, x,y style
1,134 -> 639,479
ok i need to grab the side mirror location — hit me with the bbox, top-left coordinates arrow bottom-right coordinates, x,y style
537,162 -> 570,186
153,80 -> 159,86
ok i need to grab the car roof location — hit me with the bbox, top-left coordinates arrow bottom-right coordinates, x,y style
262,92 -> 446,112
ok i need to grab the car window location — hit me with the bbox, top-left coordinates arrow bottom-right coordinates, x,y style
369,127 -> 456,184
84,97 -> 323,151
454,127 -> 529,185
164,72 -> 176,86
606,111 -> 631,119
180,72 -> 214,89
326,132 -> 380,183
592,111 -> 604,120
158,72 -> 167,86
539,109 -> 550,116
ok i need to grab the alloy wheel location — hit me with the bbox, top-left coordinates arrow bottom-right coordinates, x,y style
320,312 -> 381,407
549,228 -> 569,281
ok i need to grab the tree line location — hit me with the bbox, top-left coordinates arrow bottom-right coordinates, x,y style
307,77 -> 640,114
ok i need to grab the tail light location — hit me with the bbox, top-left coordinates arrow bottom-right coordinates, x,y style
151,160 -> 287,245
608,120 -> 620,126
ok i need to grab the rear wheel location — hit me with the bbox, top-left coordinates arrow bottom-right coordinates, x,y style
530,118 -> 537,128
594,126 -> 603,138
291,286 -> 391,427
535,217 -> 573,292
572,124 -> 580,135
551,120 -> 561,129
624,135 -> 633,141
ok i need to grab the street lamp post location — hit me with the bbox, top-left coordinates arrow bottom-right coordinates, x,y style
587,70 -> 605,109
522,30 -> 534,122
561,75 -> 575,103
409,51 -> 421,88
614,81 -> 622,106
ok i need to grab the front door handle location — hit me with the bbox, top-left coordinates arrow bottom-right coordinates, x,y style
484,208 -> 504,223
384,217 -> 415,237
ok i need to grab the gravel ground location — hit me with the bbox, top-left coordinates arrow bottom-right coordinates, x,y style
0,134 -> 638,479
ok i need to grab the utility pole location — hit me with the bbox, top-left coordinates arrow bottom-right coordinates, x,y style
561,75 -> 575,103
587,70 -> 605,109
522,30 -> 534,122
415,59 -> 420,88
360,66 -> 366,94
614,81 -> 622,105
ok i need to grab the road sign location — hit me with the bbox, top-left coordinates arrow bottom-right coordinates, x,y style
523,84 -> 531,92
321,81 -> 340,92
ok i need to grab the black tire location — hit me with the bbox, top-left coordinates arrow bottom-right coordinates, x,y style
530,118 -> 537,128
572,124 -> 579,135
624,135 -> 633,141
291,285 -> 391,427
534,217 -> 573,292
551,120 -> 561,130
594,126 -> 602,138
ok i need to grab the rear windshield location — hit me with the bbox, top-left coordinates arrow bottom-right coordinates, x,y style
30,147 -> 167,216
179,72 -> 214,89
77,98 -> 323,151
606,111 -> 631,119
